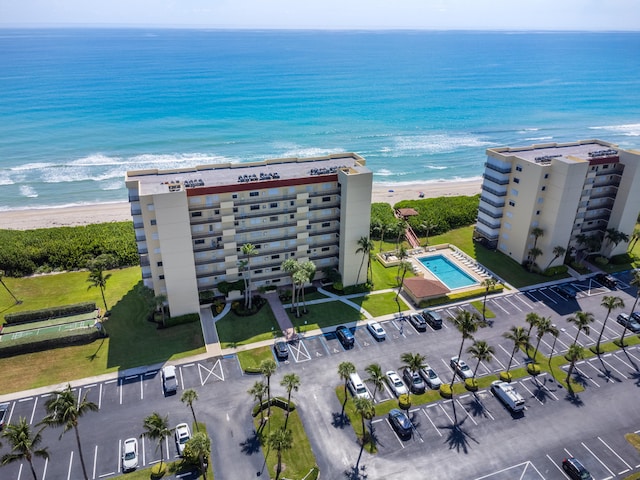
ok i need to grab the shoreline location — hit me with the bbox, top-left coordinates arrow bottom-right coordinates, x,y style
0,179 -> 481,230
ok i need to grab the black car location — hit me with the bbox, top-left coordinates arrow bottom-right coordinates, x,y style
595,273 -> 617,288
388,408 -> 412,438
408,313 -> 427,332
0,402 -> 9,430
554,284 -> 577,299
562,457 -> 593,480
335,325 -> 355,348
422,308 -> 443,329
273,340 -> 289,360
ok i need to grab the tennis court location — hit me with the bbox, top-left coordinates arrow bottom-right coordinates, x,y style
0,310 -> 100,341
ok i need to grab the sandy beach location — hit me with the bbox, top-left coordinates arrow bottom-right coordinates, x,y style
0,179 -> 481,230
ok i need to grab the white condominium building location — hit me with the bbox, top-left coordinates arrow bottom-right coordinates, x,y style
475,139 -> 640,269
126,154 -> 373,316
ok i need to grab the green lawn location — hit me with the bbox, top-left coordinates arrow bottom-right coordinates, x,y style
215,307 -> 281,348
288,300 -> 365,332
0,267 -> 207,394
350,291 -> 410,317
237,346 -> 274,371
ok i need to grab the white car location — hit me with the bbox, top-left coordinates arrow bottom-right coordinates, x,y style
366,322 -> 386,340
385,370 -> 408,397
450,356 -> 473,379
175,423 -> 191,456
420,364 -> 443,389
121,438 -> 139,471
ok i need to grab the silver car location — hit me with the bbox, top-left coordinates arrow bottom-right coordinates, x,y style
366,321 -> 386,340
420,364 -> 443,389
385,370 -> 408,397
450,356 -> 473,379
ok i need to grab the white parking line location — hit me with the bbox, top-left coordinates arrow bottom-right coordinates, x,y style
572,363 -> 600,388
29,396 -> 38,425
581,441 -> 615,478
141,434 -> 146,466
197,359 -> 224,385
119,378 -> 123,405
93,444 -> 99,479
515,292 -> 535,309
140,375 -> 144,399
598,436 -> 632,474
502,295 -> 523,312
596,354 -> 629,380
42,458 -> 48,480
421,406 -> 443,437
455,397 -> 478,426
67,450 -> 74,480
517,380 -> 544,406
546,453 -> 568,477
490,299 -> 510,314
498,344 -> 520,367
529,375 -> 559,401
438,401 -> 455,425
384,418 -> 405,448
538,288 -> 558,304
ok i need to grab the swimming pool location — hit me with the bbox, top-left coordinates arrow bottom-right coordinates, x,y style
417,254 -> 478,290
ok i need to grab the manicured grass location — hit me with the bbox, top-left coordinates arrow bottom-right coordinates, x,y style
335,386 -> 378,453
237,346 -> 274,371
350,291 -> 410,317
0,268 -> 207,394
253,406 -> 318,480
289,301 -> 365,333
215,307 -> 281,349
371,256 -> 413,290
470,300 -> 495,318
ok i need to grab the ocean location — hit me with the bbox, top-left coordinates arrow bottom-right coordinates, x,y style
0,29 -> 639,211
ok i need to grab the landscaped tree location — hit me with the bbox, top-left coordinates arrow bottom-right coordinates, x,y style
356,236 -> 375,285
565,344 -> 585,390
567,310 -> 595,346
353,396 -> 375,447
604,228 -> 629,253
420,221 -> 438,247
480,277 -> 497,321
41,384 -> 98,480
181,388 -> 200,431
527,247 -> 543,272
282,258 -> 299,313
260,359 -> 278,418
524,312 -> 541,339
248,380 -> 268,424
395,219 -> 408,252
595,295 -> 625,354
141,412 -> 172,473
449,309 -> 485,389
395,260 -> 411,302
183,431 -> 211,480
241,243 -> 257,309
337,361 -> 356,413
153,293 -> 168,326
547,323 -> 561,366
298,260 -> 316,314
502,326 -> 529,380
544,245 -> 567,271
400,352 -> 426,399
268,427 -> 293,480
618,271 -> 640,347
629,227 -> 640,252
280,373 -> 300,428
364,363 -> 385,401
87,265 -> 112,313
1,417 -> 49,480
0,269 -> 21,305
531,226 -> 544,250
532,316 -> 557,363
467,340 -> 495,382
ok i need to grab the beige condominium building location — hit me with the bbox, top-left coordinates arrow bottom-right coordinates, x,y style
474,139 -> 640,269
126,154 -> 373,316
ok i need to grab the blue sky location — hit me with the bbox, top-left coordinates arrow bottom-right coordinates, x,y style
1,0 -> 638,30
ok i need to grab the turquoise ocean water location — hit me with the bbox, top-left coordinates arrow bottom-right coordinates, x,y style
0,29 -> 639,210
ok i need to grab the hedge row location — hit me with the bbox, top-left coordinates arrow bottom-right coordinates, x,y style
417,284 -> 505,308
251,396 -> 296,417
0,222 -> 138,277
4,302 -> 97,325
0,329 -> 102,358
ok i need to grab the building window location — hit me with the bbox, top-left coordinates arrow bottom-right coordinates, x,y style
511,188 -> 518,196
541,186 -> 546,191
270,202 -> 278,208
290,214 -> 295,219
214,209 -> 220,215
536,210 -> 541,215
159,275 -> 165,280
504,222 -> 512,230
508,200 -> 515,207
255,269 -> 263,274
515,165 -> 523,172
250,205 -> 260,211
270,216 -> 278,222
272,266 -> 281,272
195,239 -> 205,245
321,246 -> 330,252
603,164 -> 609,169
250,191 -> 259,197
322,196 -> 331,202
322,222 -> 331,227
232,194 -> 238,199
147,204 -> 155,211
506,211 -> 513,218
191,211 -> 202,217
537,197 -> 544,204
150,219 -> 156,226
234,221 -> 239,226
513,178 -> 520,184
306,225 -> 311,230
271,254 -> 280,260
306,199 -> 312,204
544,173 -> 549,179
233,207 -> 238,213
290,200 -> 295,206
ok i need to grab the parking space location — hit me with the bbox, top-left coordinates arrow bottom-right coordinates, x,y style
301,335 -> 330,360
179,358 -> 228,388
323,331 -> 357,355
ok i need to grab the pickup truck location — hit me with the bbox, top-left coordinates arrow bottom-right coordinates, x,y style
162,365 -> 178,395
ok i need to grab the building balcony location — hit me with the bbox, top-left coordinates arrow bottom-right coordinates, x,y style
484,161 -> 512,174
482,173 -> 510,186
479,195 -> 505,209
477,216 -> 501,230
478,206 -> 503,219
481,184 -> 507,197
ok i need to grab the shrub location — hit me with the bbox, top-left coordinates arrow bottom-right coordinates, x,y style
439,384 -> 452,398
398,394 -> 411,410
527,363 -> 541,375
0,329 -> 101,358
164,313 -> 199,328
198,290 -> 217,305
594,256 -> 609,265
464,378 -> 478,391
251,397 -> 296,417
610,253 -> 634,265
543,265 -> 569,276
4,302 -> 96,325
499,371 -> 513,382
395,195 -> 480,235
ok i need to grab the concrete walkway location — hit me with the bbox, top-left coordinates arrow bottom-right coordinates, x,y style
264,291 -> 295,341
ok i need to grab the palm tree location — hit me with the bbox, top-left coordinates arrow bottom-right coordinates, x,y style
356,236 -> 375,285
1,417 -> 49,480
629,227 -> 640,252
260,359 -> 277,418
532,316 -> 556,362
280,373 -> 300,428
595,296 -> 624,354
248,381 -> 268,424
184,431 -> 211,480
531,226 -> 544,250
298,260 -> 316,314
524,312 -> 541,339
395,260 -> 411,302
364,363 -> 385,401
527,247 -> 543,272
141,412 -> 172,472
619,271 -> 640,346
567,310 -> 595,345
467,340 -> 494,380
502,326 -> 529,378
480,277 -> 497,321
400,352 -> 426,399
241,243 -> 257,309
395,219 -> 407,252
337,361 -> 356,413
604,228 -> 629,252
353,397 -> 375,445
181,388 -> 199,431
449,309 -> 485,389
544,245 -> 567,271
282,258 -> 299,314
268,427 -> 293,480
153,293 -> 168,326
547,323 -> 560,366
0,269 -> 21,304
41,384 -> 98,480
421,222 -> 438,247
87,266 -> 112,313
565,344 -> 585,389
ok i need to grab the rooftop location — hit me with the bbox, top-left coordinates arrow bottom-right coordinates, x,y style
489,139 -> 620,165
126,153 -> 367,196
